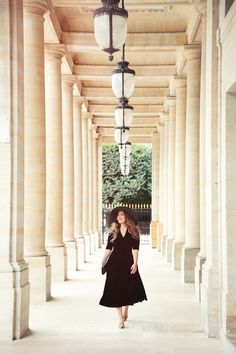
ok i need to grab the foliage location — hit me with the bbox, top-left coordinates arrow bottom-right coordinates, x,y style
102,144 -> 152,205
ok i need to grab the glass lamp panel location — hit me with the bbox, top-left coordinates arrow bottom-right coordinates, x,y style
119,144 -> 132,156
112,72 -> 135,98
115,107 -> 133,126
121,164 -> 130,176
94,14 -> 110,49
112,15 -> 127,49
114,128 -> 129,144
120,155 -> 131,165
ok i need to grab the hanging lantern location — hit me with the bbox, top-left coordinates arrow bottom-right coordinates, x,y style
112,59 -> 135,98
115,98 -> 133,126
94,0 -> 128,61
118,142 -> 132,156
114,126 -> 129,144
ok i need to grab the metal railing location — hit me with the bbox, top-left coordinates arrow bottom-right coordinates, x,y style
102,203 -> 151,245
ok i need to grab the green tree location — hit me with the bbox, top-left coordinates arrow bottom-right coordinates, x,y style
102,144 -> 152,204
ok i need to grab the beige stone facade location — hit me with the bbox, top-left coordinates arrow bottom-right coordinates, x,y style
1,0 -> 236,348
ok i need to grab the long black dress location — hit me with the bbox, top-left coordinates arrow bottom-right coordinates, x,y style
99,229 -> 147,307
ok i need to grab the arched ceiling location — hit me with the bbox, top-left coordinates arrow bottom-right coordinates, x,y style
45,0 -> 203,143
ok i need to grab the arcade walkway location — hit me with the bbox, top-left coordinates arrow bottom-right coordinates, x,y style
0,246 -> 234,354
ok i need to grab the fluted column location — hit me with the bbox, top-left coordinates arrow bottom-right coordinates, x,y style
93,131 -> 99,251
158,124 -> 164,252
88,120 -> 95,254
165,97 -> 176,262
44,44 -> 67,282
73,97 -> 85,268
172,77 -> 187,270
82,112 -> 90,260
195,10 -> 207,300
151,130 -> 160,248
23,0 -> 51,302
161,113 -> 169,256
0,0 -> 30,339
97,134 -> 103,248
62,75 -> 77,271
181,45 -> 201,283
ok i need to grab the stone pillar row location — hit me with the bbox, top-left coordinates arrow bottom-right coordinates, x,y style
0,0 -> 99,339
159,46 -> 201,284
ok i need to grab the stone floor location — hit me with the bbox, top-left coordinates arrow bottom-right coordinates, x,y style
1,245 -> 236,354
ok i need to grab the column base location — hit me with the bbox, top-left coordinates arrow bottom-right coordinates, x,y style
94,230 -> 99,251
76,236 -> 85,270
165,238 -> 174,263
172,241 -> 184,270
25,254 -> 51,302
194,253 -> 206,302
161,234 -> 168,257
201,262 -> 221,337
0,263 -> 30,340
83,233 -> 90,262
89,232 -> 95,255
181,246 -> 199,283
150,220 -> 158,248
157,223 -> 163,251
64,240 -> 78,271
46,245 -> 67,282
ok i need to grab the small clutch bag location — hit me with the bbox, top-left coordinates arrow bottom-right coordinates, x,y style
101,249 -> 113,275
101,259 -> 109,274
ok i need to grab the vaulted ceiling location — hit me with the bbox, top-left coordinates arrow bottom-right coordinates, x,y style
45,0 -> 203,143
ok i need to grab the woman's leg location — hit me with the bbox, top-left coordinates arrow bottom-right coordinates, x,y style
122,305 -> 129,320
116,307 -> 125,328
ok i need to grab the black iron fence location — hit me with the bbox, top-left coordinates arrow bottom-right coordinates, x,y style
102,203 -> 151,245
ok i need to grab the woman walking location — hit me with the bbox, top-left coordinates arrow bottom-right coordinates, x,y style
99,206 -> 147,329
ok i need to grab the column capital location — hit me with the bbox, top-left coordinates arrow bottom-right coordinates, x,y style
88,120 -> 95,130
93,131 -> 99,140
45,44 -> 65,61
23,0 -> 48,16
184,45 -> 201,60
62,74 -> 76,87
172,75 -> 187,89
164,97 -> 176,112
82,111 -> 92,120
160,113 -> 169,124
152,130 -> 159,136
73,96 -> 85,105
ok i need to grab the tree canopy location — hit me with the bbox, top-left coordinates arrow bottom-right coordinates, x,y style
102,144 -> 152,205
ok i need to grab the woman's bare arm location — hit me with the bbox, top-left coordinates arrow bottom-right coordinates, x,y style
131,249 -> 139,274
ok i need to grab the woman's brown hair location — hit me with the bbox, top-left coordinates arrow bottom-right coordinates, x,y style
108,211 -> 140,243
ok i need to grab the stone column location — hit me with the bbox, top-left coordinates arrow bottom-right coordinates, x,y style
158,124 -> 164,252
97,133 -> 103,248
165,97 -> 176,262
151,130 -> 160,248
195,10 -> 207,301
23,0 -> 51,302
181,45 -> 201,283
73,97 -> 85,269
172,77 -> 187,270
0,0 -> 30,339
82,112 -> 90,260
93,131 -> 99,251
201,0 -> 220,337
44,44 -> 67,282
88,120 -> 95,255
62,75 -> 77,271
161,114 -> 169,256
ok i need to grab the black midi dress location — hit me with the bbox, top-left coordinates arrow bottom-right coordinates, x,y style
99,229 -> 147,307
